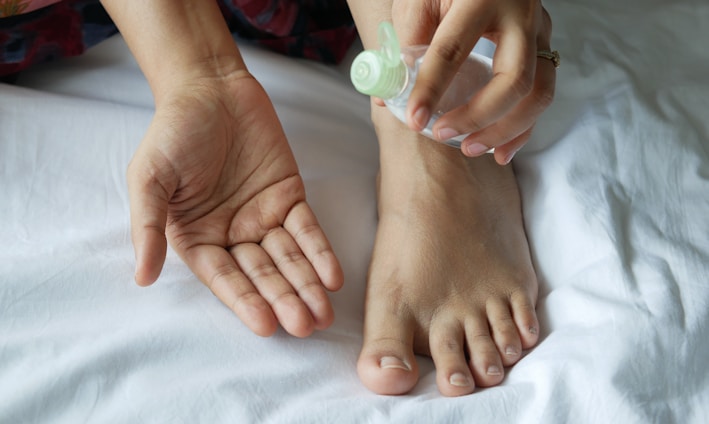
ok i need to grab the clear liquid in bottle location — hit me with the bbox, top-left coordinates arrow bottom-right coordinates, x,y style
350,22 -> 493,148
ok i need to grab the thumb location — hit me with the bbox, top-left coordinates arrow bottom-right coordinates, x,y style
126,151 -> 175,286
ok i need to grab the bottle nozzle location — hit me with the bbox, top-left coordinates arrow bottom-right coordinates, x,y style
350,22 -> 406,99
377,21 -> 400,68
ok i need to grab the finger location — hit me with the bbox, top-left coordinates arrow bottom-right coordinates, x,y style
493,127 -> 534,165
185,244 -> 278,337
231,242 -> 316,338
126,156 -> 174,287
403,2 -> 492,132
462,53 -> 556,160
260,227 -> 335,330
434,23 -> 537,147
284,201 -> 344,292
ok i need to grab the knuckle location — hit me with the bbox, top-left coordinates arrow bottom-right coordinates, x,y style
510,71 -> 535,98
248,262 -> 279,280
430,39 -> 470,66
532,85 -> 555,109
274,250 -> 305,268
230,291 -> 265,315
270,290 -> 298,307
496,316 -> 519,333
461,112 -> 485,133
207,263 -> 241,291
470,333 -> 495,349
293,222 -> 321,243
435,336 -> 463,355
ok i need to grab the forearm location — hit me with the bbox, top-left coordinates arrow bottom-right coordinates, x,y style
346,0 -> 393,49
100,0 -> 246,103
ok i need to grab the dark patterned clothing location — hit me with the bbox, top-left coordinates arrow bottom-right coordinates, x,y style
0,0 -> 356,77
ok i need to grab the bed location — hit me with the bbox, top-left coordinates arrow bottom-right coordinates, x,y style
1,0 -> 708,422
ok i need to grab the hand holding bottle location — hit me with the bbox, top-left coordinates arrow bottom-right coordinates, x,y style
392,0 -> 556,164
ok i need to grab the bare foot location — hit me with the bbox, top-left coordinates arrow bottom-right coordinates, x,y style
357,111 -> 539,396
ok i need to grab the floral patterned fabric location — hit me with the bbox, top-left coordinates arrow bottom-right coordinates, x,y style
0,0 -> 60,17
0,0 -> 356,77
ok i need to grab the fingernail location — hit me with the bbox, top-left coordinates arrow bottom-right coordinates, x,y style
380,356 -> 411,371
412,107 -> 430,130
503,146 -> 524,165
465,142 -> 489,156
487,365 -> 502,376
449,372 -> 472,387
503,152 -> 515,165
437,127 -> 459,141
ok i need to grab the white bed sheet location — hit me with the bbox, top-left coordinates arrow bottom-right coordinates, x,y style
1,0 -> 708,422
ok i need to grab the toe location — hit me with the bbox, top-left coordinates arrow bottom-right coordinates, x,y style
429,319 -> 475,396
357,341 -> 418,396
487,299 -> 523,366
464,316 -> 505,387
510,289 -> 540,349
357,302 -> 418,395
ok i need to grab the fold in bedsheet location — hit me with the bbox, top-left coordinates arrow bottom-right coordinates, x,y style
1,0 -> 708,422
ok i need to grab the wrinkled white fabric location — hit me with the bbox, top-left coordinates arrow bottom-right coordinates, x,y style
1,0 -> 708,422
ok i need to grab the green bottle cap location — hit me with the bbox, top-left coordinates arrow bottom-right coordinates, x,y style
350,22 -> 406,99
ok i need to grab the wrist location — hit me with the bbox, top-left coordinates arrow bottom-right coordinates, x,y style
101,0 -> 248,102
151,53 -> 250,106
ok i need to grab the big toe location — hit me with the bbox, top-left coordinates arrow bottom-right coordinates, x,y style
357,309 -> 418,395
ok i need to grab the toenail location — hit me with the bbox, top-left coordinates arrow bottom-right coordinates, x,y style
449,372 -> 472,387
528,326 -> 538,335
505,346 -> 520,356
486,365 -> 502,376
379,356 -> 411,371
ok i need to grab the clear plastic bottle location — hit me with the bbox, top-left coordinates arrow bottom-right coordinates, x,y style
350,22 -> 493,148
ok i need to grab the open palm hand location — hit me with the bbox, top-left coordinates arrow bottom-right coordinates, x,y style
127,72 -> 343,337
